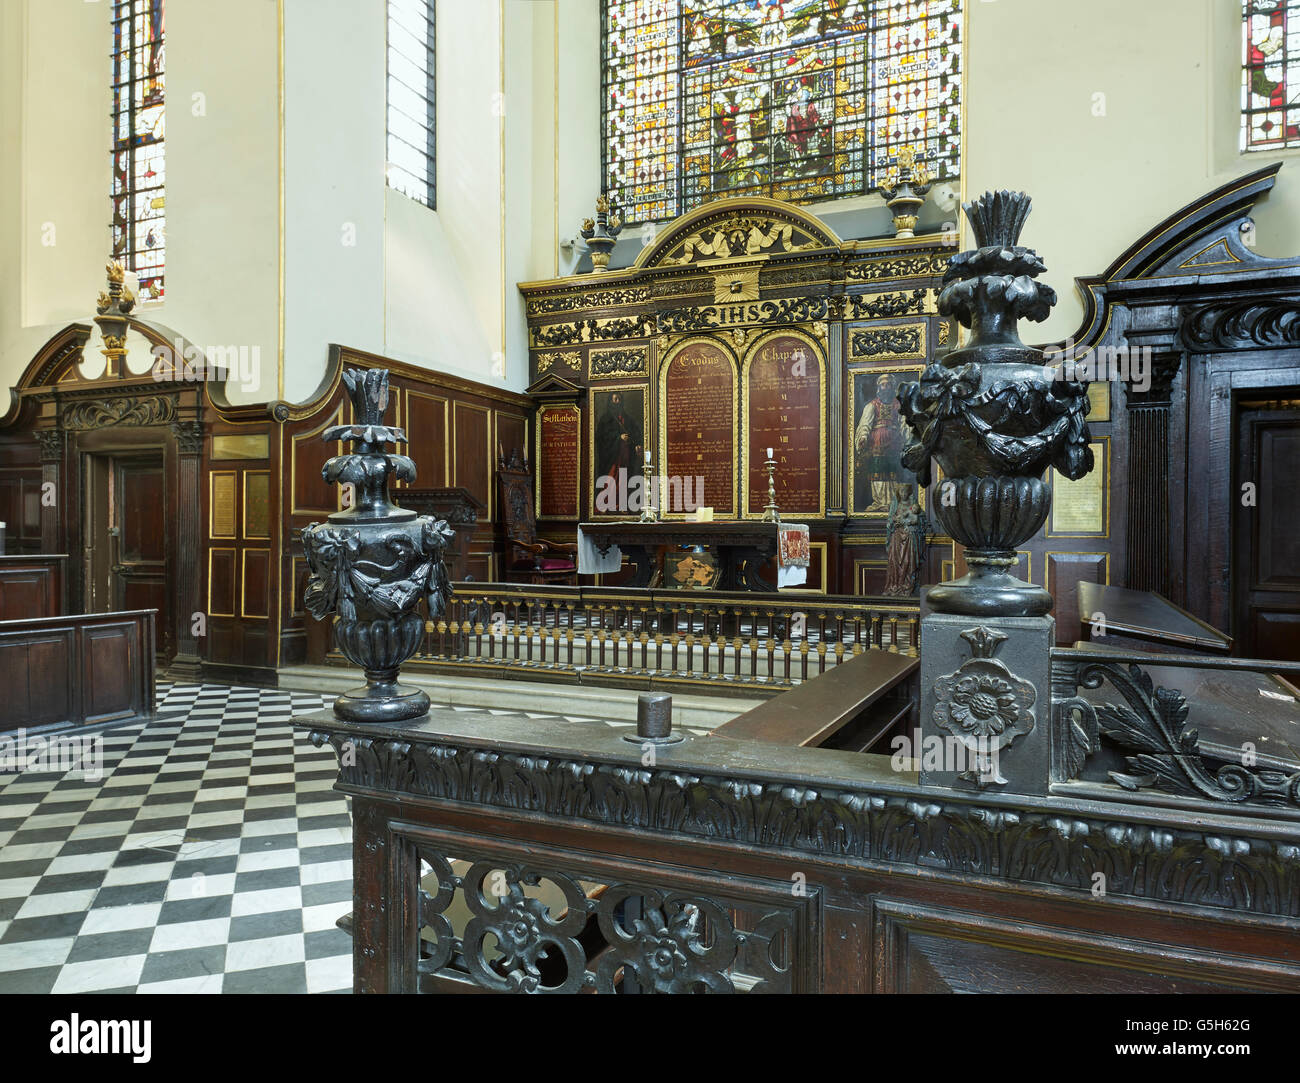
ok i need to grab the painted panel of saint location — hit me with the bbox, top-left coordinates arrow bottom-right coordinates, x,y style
851,369 -> 913,515
591,388 -> 646,514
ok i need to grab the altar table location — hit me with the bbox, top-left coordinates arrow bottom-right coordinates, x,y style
576,521 -> 807,591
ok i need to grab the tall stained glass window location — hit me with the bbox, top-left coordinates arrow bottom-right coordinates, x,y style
1243,1 -> 1300,151
111,0 -> 165,301
388,0 -> 436,208
602,0 -> 962,224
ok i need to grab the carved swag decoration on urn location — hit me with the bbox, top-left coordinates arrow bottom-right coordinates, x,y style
301,368 -> 454,722
898,191 -> 1093,616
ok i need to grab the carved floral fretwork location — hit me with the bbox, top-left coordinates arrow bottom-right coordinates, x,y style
847,289 -> 932,320
847,255 -> 948,281
61,394 -> 177,431
536,351 -> 582,376
526,287 -> 650,315
410,846 -> 800,994
589,346 -> 648,378
310,730 -> 1300,918
35,429 -> 64,463
850,325 -> 926,359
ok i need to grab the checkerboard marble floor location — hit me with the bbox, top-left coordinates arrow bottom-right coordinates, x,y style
0,680 -> 694,995
0,683 -> 353,994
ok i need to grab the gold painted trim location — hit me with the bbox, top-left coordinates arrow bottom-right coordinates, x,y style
404,389 -> 451,487
535,403 -> 581,521
739,328 -> 826,520
209,471 -> 238,539
657,338 -> 740,519
588,381 -> 650,520
289,404 -> 343,516
589,344 -> 648,379
845,360 -> 927,520
207,547 -> 237,618
243,470 -> 271,540
848,319 -> 928,362
452,401 -> 493,519
853,558 -> 887,595
240,548 -> 271,620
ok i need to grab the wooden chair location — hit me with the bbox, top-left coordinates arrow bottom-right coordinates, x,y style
496,450 -> 577,584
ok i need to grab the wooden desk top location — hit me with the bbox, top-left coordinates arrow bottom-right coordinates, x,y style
1077,582 -> 1232,653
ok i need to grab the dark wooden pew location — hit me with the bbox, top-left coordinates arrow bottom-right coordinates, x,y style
0,608 -> 155,734
0,554 -> 67,621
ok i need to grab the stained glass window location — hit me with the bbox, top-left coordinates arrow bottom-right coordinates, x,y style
602,0 -> 962,224
1242,1 -> 1300,151
111,0 -> 165,301
388,0 -> 436,208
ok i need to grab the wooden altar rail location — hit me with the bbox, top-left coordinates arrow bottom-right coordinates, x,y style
400,584 -> 920,694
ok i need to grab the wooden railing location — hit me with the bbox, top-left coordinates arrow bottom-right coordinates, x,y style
394,583 -> 920,694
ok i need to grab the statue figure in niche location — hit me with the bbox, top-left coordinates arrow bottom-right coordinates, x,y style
594,390 -> 644,485
883,483 -> 929,597
853,371 -> 911,512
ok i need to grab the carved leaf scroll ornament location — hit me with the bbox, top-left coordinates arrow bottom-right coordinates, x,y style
1071,662 -> 1300,808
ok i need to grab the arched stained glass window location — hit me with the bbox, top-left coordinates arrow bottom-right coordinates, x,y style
601,0 -> 962,225
111,0 -> 165,301
1242,1 -> 1300,151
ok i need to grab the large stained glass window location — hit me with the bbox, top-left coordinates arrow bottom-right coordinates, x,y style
111,0 -> 165,301
387,0 -> 436,208
602,0 -> 962,224
1242,1 -> 1300,151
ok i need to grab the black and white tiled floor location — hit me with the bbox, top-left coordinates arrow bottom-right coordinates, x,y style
0,684 -> 353,994
0,681 -> 699,994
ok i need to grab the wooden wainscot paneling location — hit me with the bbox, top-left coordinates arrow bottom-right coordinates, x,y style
404,391 -> 449,490
0,555 -> 66,620
1047,552 -> 1110,644
742,330 -> 824,518
659,339 -> 736,517
452,402 -> 492,517
0,610 -> 154,734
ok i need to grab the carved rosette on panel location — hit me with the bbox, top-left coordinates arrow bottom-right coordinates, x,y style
411,848 -> 799,994
932,627 -> 1036,787
35,429 -> 65,463
171,420 -> 204,456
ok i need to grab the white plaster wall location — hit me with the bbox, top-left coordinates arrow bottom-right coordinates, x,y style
1,0 -> 280,400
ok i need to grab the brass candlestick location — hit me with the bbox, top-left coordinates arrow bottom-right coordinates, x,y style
639,457 -> 658,522
761,450 -> 781,524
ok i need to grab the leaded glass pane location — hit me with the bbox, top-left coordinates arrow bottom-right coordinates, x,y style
1243,1 -> 1300,151
603,0 -> 963,224
110,0 -> 165,301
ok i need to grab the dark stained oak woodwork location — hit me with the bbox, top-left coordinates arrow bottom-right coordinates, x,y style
0,555 -> 66,620
0,608 -> 154,733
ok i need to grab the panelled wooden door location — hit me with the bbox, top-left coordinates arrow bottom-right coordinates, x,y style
85,452 -> 169,661
1233,396 -> 1300,661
